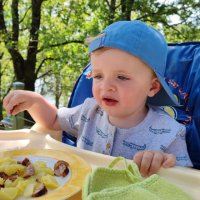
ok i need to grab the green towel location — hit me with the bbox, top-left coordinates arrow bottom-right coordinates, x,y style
82,157 -> 193,200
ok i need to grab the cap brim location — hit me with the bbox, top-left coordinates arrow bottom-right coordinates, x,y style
147,73 -> 180,106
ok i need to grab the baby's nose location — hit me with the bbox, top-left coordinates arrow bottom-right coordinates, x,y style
101,79 -> 116,91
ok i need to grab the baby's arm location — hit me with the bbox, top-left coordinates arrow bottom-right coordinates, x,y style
133,151 -> 176,177
3,90 -> 61,130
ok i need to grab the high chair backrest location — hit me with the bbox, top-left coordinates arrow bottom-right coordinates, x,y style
64,42 -> 200,170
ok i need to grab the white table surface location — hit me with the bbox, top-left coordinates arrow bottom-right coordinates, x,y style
0,127 -> 200,200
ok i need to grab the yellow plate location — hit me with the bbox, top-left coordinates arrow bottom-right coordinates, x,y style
0,148 -> 91,200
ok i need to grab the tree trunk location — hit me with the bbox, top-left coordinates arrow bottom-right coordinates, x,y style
0,0 -> 44,91
121,0 -> 135,20
0,0 -> 44,126
0,53 -> 3,120
109,0 -> 117,24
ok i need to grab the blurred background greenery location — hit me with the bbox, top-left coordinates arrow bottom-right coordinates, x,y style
0,0 -> 200,126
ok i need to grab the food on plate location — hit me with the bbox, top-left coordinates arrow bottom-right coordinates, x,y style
32,183 -> 47,197
0,157 -> 70,200
41,174 -> 59,189
54,160 -> 69,177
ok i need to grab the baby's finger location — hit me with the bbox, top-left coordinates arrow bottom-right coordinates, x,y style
11,100 -> 31,115
148,152 -> 163,175
3,91 -> 25,115
3,91 -> 14,107
162,153 -> 176,168
139,151 -> 154,176
10,104 -> 22,115
3,91 -> 16,114
133,151 -> 144,170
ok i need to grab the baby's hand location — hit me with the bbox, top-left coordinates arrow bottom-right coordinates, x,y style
3,90 -> 37,115
133,150 -> 176,177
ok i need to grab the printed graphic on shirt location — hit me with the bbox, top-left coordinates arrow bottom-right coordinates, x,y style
96,107 -> 104,116
81,136 -> 93,146
81,114 -> 90,122
160,145 -> 167,151
149,126 -> 171,134
123,140 -> 146,150
96,126 -> 108,138
69,115 -> 76,129
176,155 -> 189,161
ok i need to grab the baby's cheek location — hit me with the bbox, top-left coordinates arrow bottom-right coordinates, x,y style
92,87 -> 101,103
92,86 -> 98,97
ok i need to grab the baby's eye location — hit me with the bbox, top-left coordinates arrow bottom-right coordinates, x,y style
117,75 -> 129,81
92,74 -> 102,79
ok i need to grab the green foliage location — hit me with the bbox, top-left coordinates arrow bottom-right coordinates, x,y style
0,44 -> 14,96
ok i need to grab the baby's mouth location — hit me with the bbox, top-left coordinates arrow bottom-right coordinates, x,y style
102,97 -> 118,106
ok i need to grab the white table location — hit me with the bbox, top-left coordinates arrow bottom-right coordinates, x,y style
0,127 -> 200,200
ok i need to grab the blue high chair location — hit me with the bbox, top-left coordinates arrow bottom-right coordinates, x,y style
63,42 -> 200,170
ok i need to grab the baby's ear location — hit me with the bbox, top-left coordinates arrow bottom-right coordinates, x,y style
148,78 -> 162,97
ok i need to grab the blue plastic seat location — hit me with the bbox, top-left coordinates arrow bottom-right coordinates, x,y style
63,42 -> 200,170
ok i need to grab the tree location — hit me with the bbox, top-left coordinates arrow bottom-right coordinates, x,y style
87,0 -> 200,41
0,0 -> 43,91
0,0 -> 89,92
0,52 -> 4,120
0,44 -> 14,120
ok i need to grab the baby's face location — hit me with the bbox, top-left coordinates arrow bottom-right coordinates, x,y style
91,48 -> 161,127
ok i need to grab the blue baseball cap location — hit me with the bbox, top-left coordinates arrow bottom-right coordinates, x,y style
88,20 -> 179,106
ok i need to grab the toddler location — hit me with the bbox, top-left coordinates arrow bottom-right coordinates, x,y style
3,20 -> 192,176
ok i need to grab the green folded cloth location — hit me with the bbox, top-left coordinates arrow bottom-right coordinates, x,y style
82,157 -> 193,200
